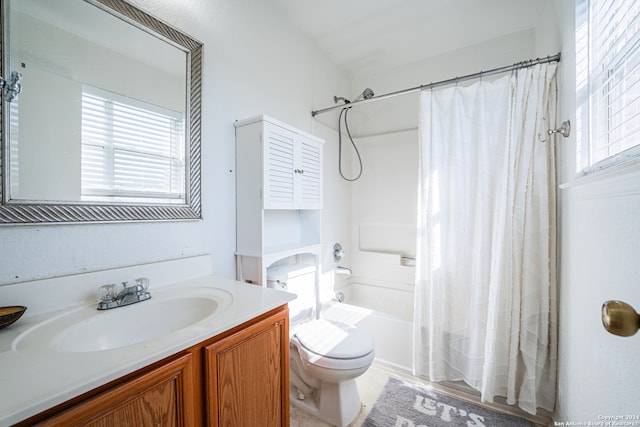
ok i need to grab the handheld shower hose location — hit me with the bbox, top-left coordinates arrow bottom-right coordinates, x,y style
335,88 -> 374,181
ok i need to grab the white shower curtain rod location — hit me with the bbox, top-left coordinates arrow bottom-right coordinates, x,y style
311,52 -> 561,117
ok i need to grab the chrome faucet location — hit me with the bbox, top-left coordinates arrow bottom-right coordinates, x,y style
97,278 -> 151,310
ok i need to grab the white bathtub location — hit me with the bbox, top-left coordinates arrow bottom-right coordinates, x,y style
321,298 -> 413,372
340,281 -> 414,322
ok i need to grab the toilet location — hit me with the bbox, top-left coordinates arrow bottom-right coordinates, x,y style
267,263 -> 375,427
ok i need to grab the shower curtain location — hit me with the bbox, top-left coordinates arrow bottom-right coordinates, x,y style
413,63 -> 558,414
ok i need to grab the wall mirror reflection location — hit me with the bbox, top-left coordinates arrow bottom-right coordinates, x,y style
0,0 -> 203,224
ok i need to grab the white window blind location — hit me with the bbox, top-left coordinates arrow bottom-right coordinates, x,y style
81,86 -> 185,203
585,0 -> 640,170
9,98 -> 20,196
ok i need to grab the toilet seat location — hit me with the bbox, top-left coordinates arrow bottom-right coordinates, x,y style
292,319 -> 375,370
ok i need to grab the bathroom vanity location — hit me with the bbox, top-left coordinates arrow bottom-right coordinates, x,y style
22,306 -> 289,426
0,256 -> 295,426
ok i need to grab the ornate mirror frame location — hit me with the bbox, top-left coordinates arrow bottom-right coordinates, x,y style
0,0 -> 203,224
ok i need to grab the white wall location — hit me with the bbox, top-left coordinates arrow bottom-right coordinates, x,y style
553,0 -> 640,420
16,66 -> 81,201
348,130 -> 418,289
311,119 -> 353,300
0,0 -> 350,285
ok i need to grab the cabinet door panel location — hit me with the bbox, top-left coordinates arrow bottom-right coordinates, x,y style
205,310 -> 289,427
297,137 -> 322,209
264,124 -> 295,209
84,379 -> 178,427
37,354 -> 194,427
262,122 -> 323,210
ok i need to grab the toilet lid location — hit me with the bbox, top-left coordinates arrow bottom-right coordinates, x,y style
294,319 -> 374,359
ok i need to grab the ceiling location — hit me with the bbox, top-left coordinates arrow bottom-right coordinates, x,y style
271,0 -> 542,78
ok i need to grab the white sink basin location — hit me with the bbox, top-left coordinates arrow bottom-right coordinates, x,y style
54,297 -> 217,352
13,288 -> 233,354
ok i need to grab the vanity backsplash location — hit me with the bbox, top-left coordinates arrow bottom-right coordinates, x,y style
0,255 -> 214,318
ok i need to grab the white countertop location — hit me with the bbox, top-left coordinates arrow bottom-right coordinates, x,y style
0,274 -> 295,426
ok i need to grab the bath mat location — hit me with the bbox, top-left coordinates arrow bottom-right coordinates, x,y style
361,377 -> 534,427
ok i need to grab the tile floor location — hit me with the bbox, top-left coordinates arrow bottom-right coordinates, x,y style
289,361 -> 552,427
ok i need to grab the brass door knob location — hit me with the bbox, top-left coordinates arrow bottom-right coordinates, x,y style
602,300 -> 640,337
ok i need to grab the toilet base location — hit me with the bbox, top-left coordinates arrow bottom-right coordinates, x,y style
291,379 -> 362,427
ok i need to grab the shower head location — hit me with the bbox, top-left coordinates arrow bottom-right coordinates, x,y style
333,88 -> 375,105
353,88 -> 374,102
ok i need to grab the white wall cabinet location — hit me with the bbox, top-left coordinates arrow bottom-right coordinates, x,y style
235,115 -> 323,285
239,116 -> 323,210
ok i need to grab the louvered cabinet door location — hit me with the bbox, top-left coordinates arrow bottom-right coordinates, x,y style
263,123 -> 296,209
295,135 -> 323,209
263,123 -> 323,210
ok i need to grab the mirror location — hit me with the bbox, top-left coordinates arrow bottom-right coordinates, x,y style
0,0 -> 203,224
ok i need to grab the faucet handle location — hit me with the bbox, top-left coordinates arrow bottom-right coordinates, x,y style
135,277 -> 150,291
99,284 -> 117,301
97,284 -> 119,310
134,277 -> 152,302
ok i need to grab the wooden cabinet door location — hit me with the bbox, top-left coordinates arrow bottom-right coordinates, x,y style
36,353 -> 194,427
205,308 -> 289,427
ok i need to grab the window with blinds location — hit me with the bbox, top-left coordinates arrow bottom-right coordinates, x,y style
81,86 -> 185,203
583,0 -> 640,170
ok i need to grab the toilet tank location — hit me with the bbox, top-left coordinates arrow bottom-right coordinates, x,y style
267,263 -> 317,326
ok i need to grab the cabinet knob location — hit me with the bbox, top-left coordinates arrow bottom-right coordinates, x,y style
294,169 -> 304,174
